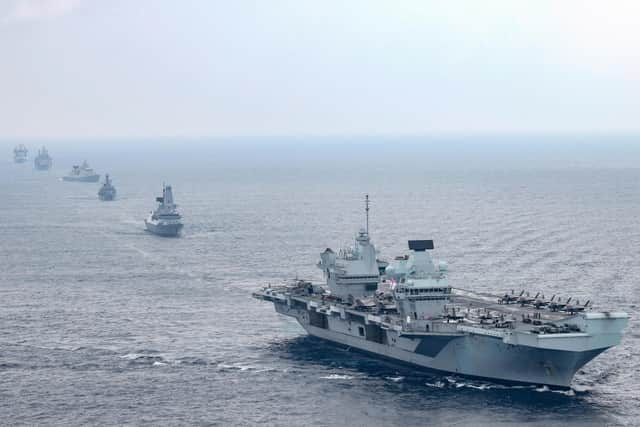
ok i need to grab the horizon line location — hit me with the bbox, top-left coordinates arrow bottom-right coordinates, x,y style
2,130 -> 640,143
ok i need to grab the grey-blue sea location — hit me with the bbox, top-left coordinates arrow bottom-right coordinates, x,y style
1,136 -> 638,426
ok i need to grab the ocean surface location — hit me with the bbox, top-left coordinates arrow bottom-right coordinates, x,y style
1,137 -> 639,426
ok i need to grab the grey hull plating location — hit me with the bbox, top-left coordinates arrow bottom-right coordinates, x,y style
278,303 -> 609,388
144,221 -> 183,237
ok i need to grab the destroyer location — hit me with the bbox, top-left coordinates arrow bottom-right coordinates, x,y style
98,174 -> 117,201
145,183 -> 183,237
254,196 -> 629,388
34,147 -> 53,170
13,145 -> 28,163
63,161 -> 100,182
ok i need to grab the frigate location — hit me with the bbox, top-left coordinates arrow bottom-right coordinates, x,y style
13,144 -> 28,163
145,183 -> 183,237
34,147 -> 53,170
98,174 -> 117,201
63,160 -> 100,182
253,196 -> 629,389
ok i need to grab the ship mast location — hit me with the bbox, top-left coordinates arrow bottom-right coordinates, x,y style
365,194 -> 369,234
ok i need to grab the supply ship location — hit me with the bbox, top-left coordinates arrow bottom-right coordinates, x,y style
34,147 -> 53,170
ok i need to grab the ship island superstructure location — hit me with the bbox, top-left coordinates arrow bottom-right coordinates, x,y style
253,197 -> 629,388
14,144 -> 28,163
145,183 -> 183,237
34,147 -> 53,170
98,174 -> 117,201
63,160 -> 100,182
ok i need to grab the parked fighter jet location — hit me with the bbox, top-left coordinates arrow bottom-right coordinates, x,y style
532,294 -> 554,309
564,300 -> 590,314
549,297 -> 572,312
499,290 -> 522,304
518,292 -> 539,306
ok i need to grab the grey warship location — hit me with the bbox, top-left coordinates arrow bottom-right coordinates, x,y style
34,146 -> 52,170
63,161 -> 100,182
145,183 -> 183,237
254,196 -> 629,388
13,144 -> 28,163
98,174 -> 116,201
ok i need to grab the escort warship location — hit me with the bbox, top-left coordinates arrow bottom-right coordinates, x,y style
63,160 -> 100,182
13,144 -> 28,163
145,183 -> 183,237
34,147 -> 53,170
98,174 -> 117,201
253,197 -> 629,389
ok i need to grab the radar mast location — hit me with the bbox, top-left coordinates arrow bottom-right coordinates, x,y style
365,194 -> 370,234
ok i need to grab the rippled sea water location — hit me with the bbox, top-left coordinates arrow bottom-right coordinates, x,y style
1,139 -> 639,426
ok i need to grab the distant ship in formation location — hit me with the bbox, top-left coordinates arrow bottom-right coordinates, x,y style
11,147 -> 186,237
145,183 -> 183,237
34,147 -> 53,170
13,145 -> 28,163
63,160 -> 100,182
98,174 -> 117,201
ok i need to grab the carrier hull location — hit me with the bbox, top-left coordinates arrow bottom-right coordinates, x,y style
271,301 -> 623,389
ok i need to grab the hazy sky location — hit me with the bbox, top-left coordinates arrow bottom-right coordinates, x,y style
1,0 -> 639,139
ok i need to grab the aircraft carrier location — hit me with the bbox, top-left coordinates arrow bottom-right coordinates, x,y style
253,196 -> 629,388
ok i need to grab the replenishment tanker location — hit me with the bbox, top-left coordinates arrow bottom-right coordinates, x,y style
63,160 -> 100,182
145,183 -> 183,237
34,147 -> 53,170
98,174 -> 117,201
13,144 -> 28,163
253,196 -> 629,388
